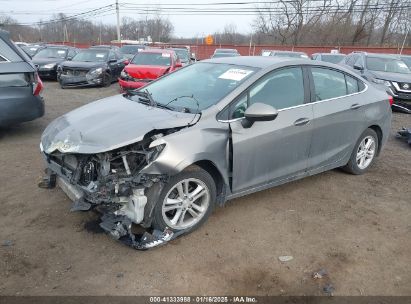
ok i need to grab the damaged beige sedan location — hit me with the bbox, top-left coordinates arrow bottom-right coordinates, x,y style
39,56 -> 391,249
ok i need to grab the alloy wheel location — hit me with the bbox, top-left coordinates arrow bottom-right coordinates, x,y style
162,178 -> 210,230
356,135 -> 376,170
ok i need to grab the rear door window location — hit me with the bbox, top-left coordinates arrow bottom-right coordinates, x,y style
346,74 -> 359,94
311,67 -> 364,101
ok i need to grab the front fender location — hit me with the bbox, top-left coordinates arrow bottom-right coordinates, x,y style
140,125 -> 230,185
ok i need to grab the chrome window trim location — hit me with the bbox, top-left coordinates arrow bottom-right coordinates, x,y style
392,81 -> 411,93
217,81 -> 368,123
0,53 -> 10,63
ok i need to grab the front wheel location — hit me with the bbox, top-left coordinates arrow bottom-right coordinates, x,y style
343,128 -> 379,175
151,166 -> 216,233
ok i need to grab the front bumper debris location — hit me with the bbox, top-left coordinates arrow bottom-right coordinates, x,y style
99,212 -> 182,250
38,165 -> 180,250
397,127 -> 411,145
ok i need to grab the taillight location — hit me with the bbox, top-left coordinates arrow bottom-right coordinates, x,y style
33,73 -> 43,96
388,96 -> 394,106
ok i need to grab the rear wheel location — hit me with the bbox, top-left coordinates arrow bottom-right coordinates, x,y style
151,166 -> 216,233
343,128 -> 379,175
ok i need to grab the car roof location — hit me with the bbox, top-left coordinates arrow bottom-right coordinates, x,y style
273,50 -> 307,54
140,48 -> 174,54
353,51 -> 401,59
202,55 -> 361,75
215,48 -> 238,52
317,53 -> 346,56
203,56 -> 307,68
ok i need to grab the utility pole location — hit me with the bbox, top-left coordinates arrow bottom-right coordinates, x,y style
116,0 -> 121,43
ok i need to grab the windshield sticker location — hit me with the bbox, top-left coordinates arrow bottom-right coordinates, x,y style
57,50 -> 66,54
218,69 -> 253,81
162,53 -> 171,57
30,48 -> 37,51
96,54 -> 105,58
138,48 -> 143,52
398,62 -> 408,68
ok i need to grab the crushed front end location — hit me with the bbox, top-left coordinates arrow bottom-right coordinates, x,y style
39,132 -> 178,250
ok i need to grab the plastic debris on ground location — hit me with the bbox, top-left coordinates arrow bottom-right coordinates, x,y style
278,255 -> 294,262
313,268 -> 328,279
396,127 -> 411,145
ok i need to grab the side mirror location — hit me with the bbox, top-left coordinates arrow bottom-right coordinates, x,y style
242,103 -> 278,128
67,57 -> 72,61
353,63 -> 363,71
124,59 -> 129,65
175,61 -> 183,68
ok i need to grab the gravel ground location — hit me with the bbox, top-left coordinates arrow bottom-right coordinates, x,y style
0,81 -> 410,296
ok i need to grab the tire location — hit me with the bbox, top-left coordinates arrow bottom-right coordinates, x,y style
150,165 -> 216,233
102,72 -> 111,87
343,128 -> 379,175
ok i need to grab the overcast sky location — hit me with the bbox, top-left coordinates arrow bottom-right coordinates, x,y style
1,0 -> 257,38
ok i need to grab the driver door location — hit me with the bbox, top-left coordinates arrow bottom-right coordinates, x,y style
229,66 -> 313,193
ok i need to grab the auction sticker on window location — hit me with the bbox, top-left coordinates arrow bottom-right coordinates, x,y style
218,68 -> 253,81
162,53 -> 171,57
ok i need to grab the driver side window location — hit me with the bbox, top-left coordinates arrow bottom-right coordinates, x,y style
231,67 -> 305,119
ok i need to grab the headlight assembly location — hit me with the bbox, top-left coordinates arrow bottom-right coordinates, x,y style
146,144 -> 166,163
88,67 -> 104,76
121,70 -> 129,78
373,78 -> 391,86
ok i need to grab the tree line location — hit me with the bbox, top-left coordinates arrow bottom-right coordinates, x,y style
0,0 -> 409,47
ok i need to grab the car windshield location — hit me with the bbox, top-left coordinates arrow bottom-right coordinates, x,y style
72,50 -> 108,62
34,48 -> 67,59
131,52 -> 172,66
321,54 -> 346,63
127,62 -> 258,112
173,49 -> 189,62
120,45 -> 143,54
366,57 -> 411,74
400,56 -> 411,69
212,53 -> 239,58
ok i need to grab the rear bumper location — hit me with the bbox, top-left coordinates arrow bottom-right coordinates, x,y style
0,94 -> 44,126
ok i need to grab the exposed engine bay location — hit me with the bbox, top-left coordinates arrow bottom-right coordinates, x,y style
39,129 -> 184,250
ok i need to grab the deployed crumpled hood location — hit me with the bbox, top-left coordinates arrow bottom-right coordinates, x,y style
41,95 -> 197,154
126,65 -> 170,80
370,70 -> 411,82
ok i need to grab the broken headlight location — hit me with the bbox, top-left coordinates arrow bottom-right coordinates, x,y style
147,144 -> 165,163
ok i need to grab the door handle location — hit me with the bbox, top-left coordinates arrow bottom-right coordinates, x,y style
351,103 -> 362,110
294,118 -> 310,126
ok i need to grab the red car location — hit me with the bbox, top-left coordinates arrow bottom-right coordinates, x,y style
118,49 -> 182,91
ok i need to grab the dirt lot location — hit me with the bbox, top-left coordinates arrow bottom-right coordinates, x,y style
0,81 -> 410,296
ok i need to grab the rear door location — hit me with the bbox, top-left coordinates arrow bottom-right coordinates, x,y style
229,66 -> 314,193
308,66 -> 366,172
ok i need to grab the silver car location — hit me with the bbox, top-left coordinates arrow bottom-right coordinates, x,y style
39,56 -> 392,249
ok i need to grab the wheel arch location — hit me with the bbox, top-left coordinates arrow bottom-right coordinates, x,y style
368,124 -> 383,155
189,160 -> 228,205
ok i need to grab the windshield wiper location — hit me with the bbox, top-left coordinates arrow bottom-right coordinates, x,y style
126,90 -> 174,110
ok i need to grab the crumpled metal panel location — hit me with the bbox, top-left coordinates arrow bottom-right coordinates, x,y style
40,95 -> 197,154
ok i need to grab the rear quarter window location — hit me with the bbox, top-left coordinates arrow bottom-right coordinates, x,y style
312,67 -> 347,100
0,38 -> 22,62
0,73 -> 30,87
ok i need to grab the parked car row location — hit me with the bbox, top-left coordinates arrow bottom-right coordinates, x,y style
21,43 -> 193,91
